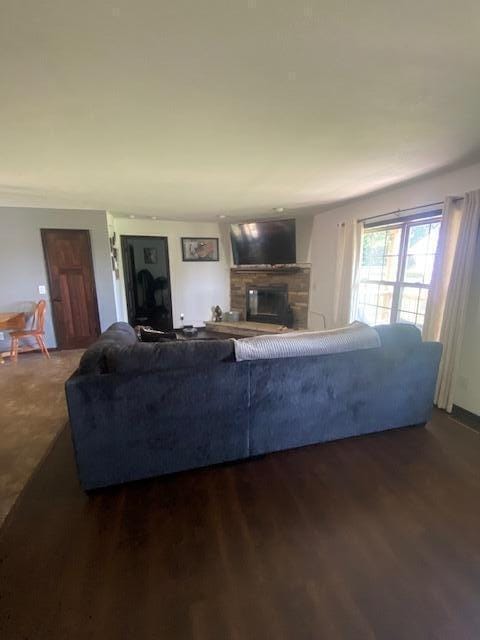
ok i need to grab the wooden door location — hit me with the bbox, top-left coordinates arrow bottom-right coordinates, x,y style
41,229 -> 101,349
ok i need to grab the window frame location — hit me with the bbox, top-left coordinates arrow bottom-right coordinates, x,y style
357,212 -> 442,327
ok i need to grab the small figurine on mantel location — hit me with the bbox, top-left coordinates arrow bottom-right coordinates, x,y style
213,305 -> 223,322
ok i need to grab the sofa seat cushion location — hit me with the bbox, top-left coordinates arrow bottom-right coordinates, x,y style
105,338 -> 235,374
234,322 -> 381,362
79,322 -> 138,374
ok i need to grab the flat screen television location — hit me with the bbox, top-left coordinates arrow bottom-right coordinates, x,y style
230,219 -> 296,265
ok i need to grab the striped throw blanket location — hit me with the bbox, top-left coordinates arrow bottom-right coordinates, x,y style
234,322 -> 380,362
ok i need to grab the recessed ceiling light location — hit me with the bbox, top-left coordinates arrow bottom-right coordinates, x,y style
219,214 -> 226,219
273,207 -> 285,213
151,216 -> 157,220
129,215 -> 135,219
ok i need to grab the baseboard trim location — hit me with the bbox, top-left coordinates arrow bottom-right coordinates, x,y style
452,405 -> 480,434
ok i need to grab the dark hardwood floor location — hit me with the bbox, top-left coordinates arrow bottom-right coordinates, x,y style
1,410 -> 480,640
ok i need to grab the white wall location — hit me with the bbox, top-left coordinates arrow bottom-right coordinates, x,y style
308,161 -> 480,413
0,208 -> 117,350
295,215 -> 314,263
112,217 -> 229,327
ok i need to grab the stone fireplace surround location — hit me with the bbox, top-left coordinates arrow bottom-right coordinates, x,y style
230,265 -> 311,329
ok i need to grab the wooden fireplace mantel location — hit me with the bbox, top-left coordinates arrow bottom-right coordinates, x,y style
230,264 -> 309,275
230,267 -> 302,275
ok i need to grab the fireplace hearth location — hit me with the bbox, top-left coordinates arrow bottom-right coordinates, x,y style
246,284 -> 289,326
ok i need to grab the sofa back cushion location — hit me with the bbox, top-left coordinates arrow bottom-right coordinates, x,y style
105,338 -> 235,374
374,323 -> 423,352
234,322 -> 381,362
79,322 -> 138,374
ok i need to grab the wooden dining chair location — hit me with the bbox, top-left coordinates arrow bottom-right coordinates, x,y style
10,300 -> 50,362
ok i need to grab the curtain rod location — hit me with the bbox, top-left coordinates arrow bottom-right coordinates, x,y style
357,196 -> 463,224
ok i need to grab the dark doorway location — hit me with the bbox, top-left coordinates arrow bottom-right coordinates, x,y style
41,229 -> 101,349
121,235 -> 173,331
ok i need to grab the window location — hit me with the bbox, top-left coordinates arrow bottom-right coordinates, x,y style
355,214 -> 442,329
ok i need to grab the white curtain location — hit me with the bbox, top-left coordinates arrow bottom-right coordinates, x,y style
423,196 -> 462,341
429,189 -> 480,411
333,219 -> 361,327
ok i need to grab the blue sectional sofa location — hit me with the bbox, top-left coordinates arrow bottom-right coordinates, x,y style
65,322 -> 442,490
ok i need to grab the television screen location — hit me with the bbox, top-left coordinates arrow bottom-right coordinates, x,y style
230,219 -> 296,265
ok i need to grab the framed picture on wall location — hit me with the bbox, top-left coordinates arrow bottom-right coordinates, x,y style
181,237 -> 219,262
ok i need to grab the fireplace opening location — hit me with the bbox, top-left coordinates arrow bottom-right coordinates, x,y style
246,284 -> 289,325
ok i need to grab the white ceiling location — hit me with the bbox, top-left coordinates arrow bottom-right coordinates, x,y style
1,0 -> 480,220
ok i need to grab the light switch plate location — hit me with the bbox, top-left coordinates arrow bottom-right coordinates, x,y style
38,285 -> 47,295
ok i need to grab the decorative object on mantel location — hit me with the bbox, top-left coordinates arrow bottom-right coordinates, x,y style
213,305 -> 223,322
181,237 -> 219,262
224,310 -> 241,322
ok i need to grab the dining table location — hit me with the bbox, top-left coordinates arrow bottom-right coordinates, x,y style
0,312 -> 26,363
